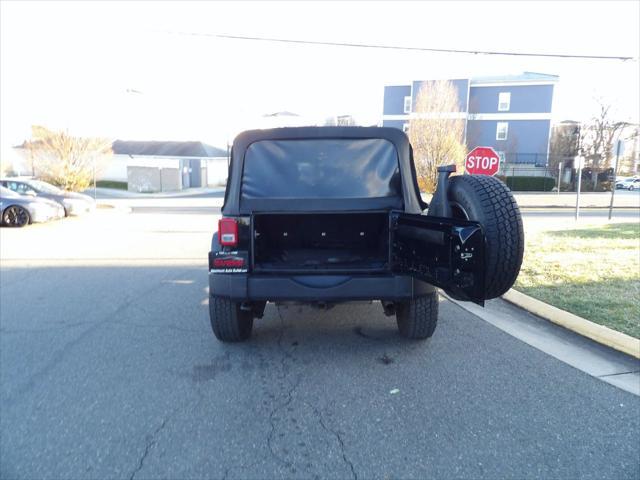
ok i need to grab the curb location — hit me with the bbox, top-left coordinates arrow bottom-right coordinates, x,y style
519,206 -> 639,210
503,289 -> 640,359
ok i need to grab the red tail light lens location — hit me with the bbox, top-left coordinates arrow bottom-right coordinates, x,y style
218,218 -> 238,246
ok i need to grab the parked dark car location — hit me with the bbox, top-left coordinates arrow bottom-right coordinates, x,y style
208,127 -> 524,342
0,186 -> 65,227
0,178 -> 95,216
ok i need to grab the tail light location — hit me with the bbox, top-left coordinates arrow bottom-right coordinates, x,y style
218,217 -> 238,247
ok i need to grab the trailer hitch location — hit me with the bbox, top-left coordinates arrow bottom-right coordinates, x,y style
427,164 -> 456,218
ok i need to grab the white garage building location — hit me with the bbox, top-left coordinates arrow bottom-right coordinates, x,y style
105,140 -> 229,192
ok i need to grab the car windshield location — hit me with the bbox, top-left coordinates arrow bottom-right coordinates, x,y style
0,186 -> 20,198
28,180 -> 63,194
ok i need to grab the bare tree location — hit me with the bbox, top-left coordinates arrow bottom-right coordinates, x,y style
504,134 -> 520,164
549,121 -> 580,185
611,124 -> 639,175
0,159 -> 12,177
579,99 -> 629,188
408,81 -> 466,192
550,121 -> 580,159
25,126 -> 112,192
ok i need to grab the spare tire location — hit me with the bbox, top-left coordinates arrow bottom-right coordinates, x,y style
447,175 -> 524,300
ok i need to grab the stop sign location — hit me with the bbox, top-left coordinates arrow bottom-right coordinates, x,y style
466,147 -> 500,176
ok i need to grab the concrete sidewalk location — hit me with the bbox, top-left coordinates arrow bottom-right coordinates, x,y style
93,187 -> 640,210
424,191 -> 640,208
510,191 -> 639,208
87,186 -> 225,199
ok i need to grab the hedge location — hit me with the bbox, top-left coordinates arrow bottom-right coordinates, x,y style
96,180 -> 128,190
498,176 -> 556,192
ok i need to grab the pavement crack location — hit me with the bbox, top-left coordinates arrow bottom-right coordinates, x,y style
129,417 -> 169,480
266,375 -> 300,465
308,402 -> 358,480
265,306 -> 301,467
128,391 -> 202,480
276,305 -> 294,367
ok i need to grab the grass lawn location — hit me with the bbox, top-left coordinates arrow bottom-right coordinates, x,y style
515,222 -> 640,338
96,180 -> 127,190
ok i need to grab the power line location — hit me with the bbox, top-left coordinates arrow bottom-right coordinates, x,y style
166,31 -> 636,61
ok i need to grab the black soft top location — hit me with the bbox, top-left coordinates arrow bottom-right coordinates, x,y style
221,127 -> 426,215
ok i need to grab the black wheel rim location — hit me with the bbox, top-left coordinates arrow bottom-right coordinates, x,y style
4,206 -> 28,226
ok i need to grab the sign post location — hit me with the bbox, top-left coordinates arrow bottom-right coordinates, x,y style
574,156 -> 584,220
93,155 -> 97,201
557,162 -> 563,195
608,140 -> 624,221
465,147 -> 500,176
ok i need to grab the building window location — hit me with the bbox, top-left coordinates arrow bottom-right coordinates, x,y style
403,96 -> 411,114
402,123 -> 409,133
498,92 -> 511,111
496,122 -> 509,141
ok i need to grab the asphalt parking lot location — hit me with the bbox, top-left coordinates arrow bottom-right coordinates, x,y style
1,210 -> 639,479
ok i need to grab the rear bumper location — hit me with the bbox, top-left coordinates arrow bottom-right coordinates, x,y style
208,272 -> 435,302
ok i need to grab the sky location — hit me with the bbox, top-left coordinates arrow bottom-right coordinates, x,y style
1,0 -> 639,150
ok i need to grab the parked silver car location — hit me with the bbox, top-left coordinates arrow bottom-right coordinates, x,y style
615,177 -> 640,190
0,186 -> 65,227
0,178 -> 95,216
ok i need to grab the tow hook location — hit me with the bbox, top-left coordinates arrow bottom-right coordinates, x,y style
427,164 -> 456,218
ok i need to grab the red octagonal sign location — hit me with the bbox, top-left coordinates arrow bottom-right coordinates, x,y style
465,146 -> 500,176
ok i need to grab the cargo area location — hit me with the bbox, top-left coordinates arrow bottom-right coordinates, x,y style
253,213 -> 390,272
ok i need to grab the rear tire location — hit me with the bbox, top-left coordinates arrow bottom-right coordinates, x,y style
209,296 -> 253,342
396,291 -> 439,340
447,175 -> 524,299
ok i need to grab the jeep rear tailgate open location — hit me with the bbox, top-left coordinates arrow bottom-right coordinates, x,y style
391,212 -> 486,304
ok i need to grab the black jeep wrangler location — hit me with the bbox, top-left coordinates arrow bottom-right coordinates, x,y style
208,127 -> 523,342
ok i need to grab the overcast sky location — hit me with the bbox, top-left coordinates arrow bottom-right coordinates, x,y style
1,0 -> 638,148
